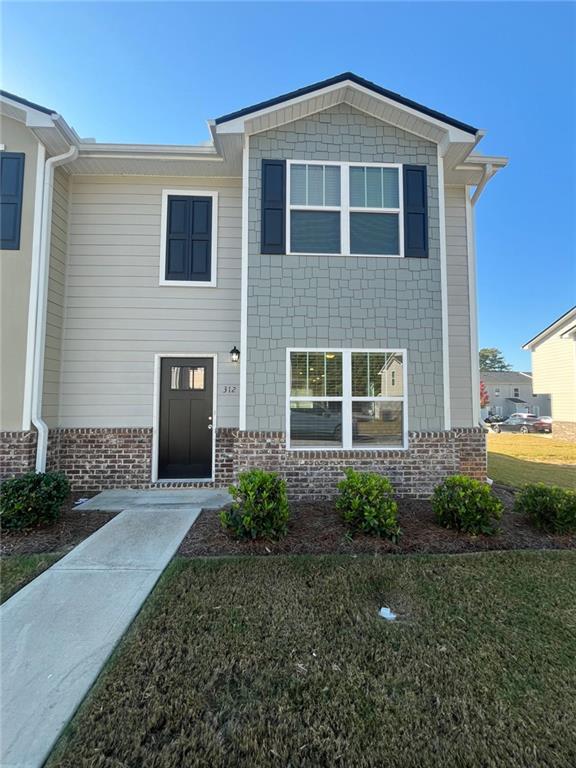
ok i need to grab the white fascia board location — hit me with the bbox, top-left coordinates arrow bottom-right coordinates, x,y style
523,308 -> 576,350
214,79 -> 478,145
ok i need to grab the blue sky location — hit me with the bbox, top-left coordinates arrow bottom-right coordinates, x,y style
2,1 -> 575,370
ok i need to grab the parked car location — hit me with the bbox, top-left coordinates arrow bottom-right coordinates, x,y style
491,414 -> 540,434
531,416 -> 553,433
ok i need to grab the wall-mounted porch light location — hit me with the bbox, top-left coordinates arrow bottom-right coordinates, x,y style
230,345 -> 240,363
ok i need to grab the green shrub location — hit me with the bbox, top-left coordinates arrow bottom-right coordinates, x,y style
514,483 -> 576,534
336,468 -> 401,540
0,472 -> 71,531
221,469 -> 290,540
432,475 -> 502,535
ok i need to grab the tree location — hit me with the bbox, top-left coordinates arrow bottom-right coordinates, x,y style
480,380 -> 490,408
479,348 -> 512,372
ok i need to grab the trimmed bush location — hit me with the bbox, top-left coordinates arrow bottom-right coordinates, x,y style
514,483 -> 576,534
336,468 -> 400,540
221,469 -> 290,540
0,472 -> 71,531
432,475 -> 502,535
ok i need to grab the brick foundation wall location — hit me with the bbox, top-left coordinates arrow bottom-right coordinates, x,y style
44,427 -> 237,491
552,422 -> 576,443
234,428 -> 487,500
4,426 -> 486,497
0,431 -> 38,480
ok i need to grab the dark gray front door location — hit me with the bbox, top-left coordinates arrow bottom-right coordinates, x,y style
158,357 -> 213,479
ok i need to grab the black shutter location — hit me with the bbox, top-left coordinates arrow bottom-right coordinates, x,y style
165,195 -> 212,281
261,160 -> 285,254
403,165 -> 428,258
0,152 -> 25,250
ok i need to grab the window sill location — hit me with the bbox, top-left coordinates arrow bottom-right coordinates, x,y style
285,444 -> 408,452
287,252 -> 404,259
159,279 -> 217,288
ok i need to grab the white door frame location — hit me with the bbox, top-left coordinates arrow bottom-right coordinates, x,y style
151,352 -> 218,483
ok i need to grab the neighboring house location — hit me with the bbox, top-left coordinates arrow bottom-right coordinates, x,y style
480,371 -> 551,419
523,307 -> 576,441
0,73 -> 507,497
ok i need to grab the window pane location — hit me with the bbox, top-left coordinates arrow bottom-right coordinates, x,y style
352,401 -> 403,446
291,211 -> 340,253
382,168 -> 399,207
308,165 -> 324,206
366,167 -> 383,208
324,165 -> 341,206
290,352 -> 342,397
170,366 -> 181,390
290,401 -> 342,447
350,167 -> 365,207
350,212 -> 399,255
290,164 -> 307,205
170,366 -> 205,390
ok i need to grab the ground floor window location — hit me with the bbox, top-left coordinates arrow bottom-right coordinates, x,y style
287,349 -> 407,450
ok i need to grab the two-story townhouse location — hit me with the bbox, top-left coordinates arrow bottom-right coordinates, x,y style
0,74 -> 507,497
523,307 -> 576,441
480,371 -> 551,419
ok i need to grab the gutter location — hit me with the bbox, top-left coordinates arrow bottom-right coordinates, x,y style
31,145 -> 78,472
471,162 -> 496,206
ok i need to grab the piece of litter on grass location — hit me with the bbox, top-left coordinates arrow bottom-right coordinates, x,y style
74,498 -> 89,506
378,606 -> 397,621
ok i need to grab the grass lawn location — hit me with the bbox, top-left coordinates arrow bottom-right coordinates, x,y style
0,554 -> 60,604
49,552 -> 576,767
487,433 -> 576,490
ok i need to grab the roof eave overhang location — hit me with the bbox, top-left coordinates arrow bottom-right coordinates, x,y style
523,307 -> 576,350
212,79 -> 478,150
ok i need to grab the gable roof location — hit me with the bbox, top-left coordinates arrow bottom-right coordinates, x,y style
214,72 -> 479,134
523,306 -> 576,350
0,89 -> 55,116
480,371 -> 532,384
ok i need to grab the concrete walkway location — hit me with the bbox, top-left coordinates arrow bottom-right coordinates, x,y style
0,493 -> 224,768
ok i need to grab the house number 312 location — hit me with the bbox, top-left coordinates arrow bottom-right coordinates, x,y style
222,385 -> 237,394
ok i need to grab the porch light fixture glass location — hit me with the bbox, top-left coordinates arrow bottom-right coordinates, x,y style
230,345 -> 240,363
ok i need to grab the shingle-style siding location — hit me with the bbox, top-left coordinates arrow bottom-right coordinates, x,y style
57,175 -> 241,428
247,103 -> 444,432
43,167 -> 70,426
445,185 -> 474,426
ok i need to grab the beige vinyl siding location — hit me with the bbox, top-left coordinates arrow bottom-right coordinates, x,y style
0,117 -> 39,430
445,185 -> 474,426
531,332 -> 576,423
59,175 -> 241,427
42,167 -> 69,426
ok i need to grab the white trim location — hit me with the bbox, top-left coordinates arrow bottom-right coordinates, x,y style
286,160 -> 404,258
239,134 -> 249,430
151,353 -> 218,484
22,142 -> 46,430
466,185 -> 480,425
437,147 -> 451,430
159,189 -> 218,287
285,348 -> 408,451
215,78 -> 476,146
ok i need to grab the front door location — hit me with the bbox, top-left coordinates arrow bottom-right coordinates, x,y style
158,357 -> 213,479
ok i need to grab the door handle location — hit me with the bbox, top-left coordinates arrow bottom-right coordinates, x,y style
208,424 -> 213,430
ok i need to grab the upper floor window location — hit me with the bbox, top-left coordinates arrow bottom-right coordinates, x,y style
0,152 -> 25,250
513,387 -> 520,398
160,190 -> 218,286
287,161 -> 403,258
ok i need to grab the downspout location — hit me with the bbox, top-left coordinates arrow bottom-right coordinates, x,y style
31,145 -> 78,472
471,163 -> 494,207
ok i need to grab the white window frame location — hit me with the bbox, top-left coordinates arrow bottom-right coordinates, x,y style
159,189 -> 218,287
285,348 -> 408,451
286,161 -> 404,258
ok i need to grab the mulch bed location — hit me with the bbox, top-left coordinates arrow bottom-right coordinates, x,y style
1,496 -> 117,556
178,485 -> 576,557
